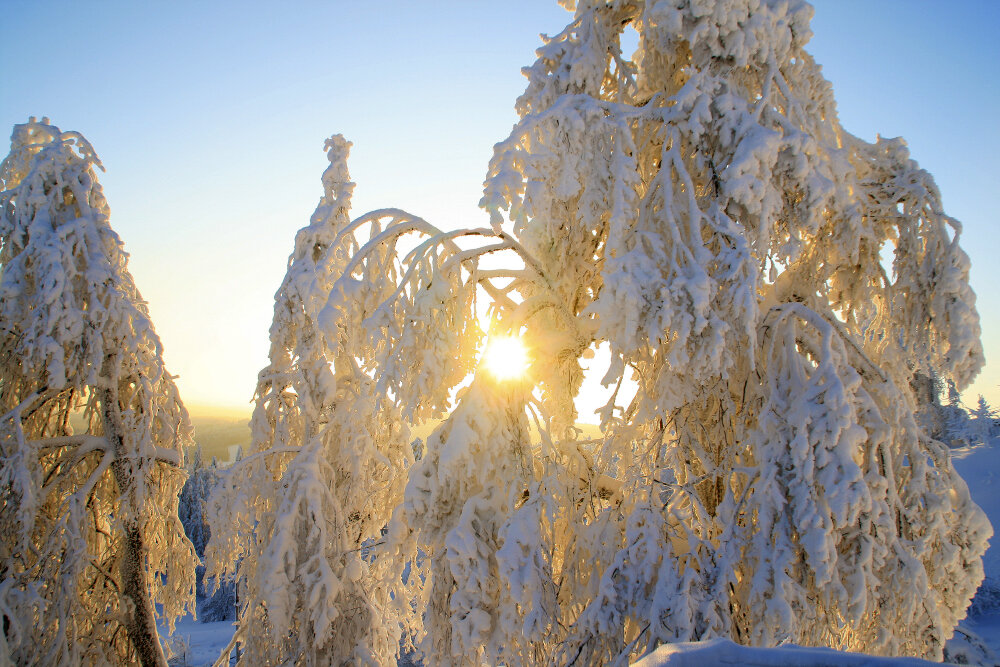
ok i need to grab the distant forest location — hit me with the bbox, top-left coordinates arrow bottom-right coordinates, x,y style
188,413 -> 250,463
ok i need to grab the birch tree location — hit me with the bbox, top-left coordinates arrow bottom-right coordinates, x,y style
206,135 -> 420,665
210,0 -> 989,664
0,118 -> 197,667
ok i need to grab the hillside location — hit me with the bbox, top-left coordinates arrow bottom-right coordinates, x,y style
188,411 -> 251,464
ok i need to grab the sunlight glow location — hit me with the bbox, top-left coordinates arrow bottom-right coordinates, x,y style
482,335 -> 529,381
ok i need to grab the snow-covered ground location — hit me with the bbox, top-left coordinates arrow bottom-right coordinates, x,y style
162,437 -> 1000,666
950,438 -> 1000,662
158,615 -> 235,667
952,441 -> 1000,590
634,638 -> 942,666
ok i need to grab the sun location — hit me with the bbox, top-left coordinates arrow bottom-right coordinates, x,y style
482,335 -> 530,381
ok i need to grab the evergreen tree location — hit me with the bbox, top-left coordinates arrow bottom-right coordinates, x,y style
972,396 -> 999,441
178,445 -> 215,559
177,447 -> 236,623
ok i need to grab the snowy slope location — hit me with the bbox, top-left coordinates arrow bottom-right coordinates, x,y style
634,638 -> 941,666
950,438 -> 1000,663
159,616 -> 235,667
952,440 -> 1000,589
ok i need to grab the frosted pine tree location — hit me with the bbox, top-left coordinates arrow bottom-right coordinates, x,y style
177,444 -> 215,558
0,119 -> 198,667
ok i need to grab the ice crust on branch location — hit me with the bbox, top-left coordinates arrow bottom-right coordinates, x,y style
207,1 -> 988,665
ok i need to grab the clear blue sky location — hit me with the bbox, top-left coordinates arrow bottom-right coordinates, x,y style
2,1 -> 997,414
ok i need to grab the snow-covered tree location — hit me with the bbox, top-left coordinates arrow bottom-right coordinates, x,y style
178,445 -> 216,559
0,118 -> 198,666
178,446 -> 236,622
210,0 -> 989,664
473,2 -> 986,661
970,396 -> 999,441
206,135 -> 418,665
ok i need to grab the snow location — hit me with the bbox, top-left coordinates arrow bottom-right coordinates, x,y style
962,615 -> 1000,661
153,0 -> 991,662
164,617 -> 998,667
633,638 -> 940,666
952,442 -> 1000,587
951,438 -> 1000,659
1,2 -> 994,665
159,616 -> 236,667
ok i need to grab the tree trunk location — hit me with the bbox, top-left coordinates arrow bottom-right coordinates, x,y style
115,515 -> 168,667
100,353 -> 169,667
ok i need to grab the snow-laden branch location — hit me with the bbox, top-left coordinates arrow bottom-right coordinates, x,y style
26,435 -> 182,468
